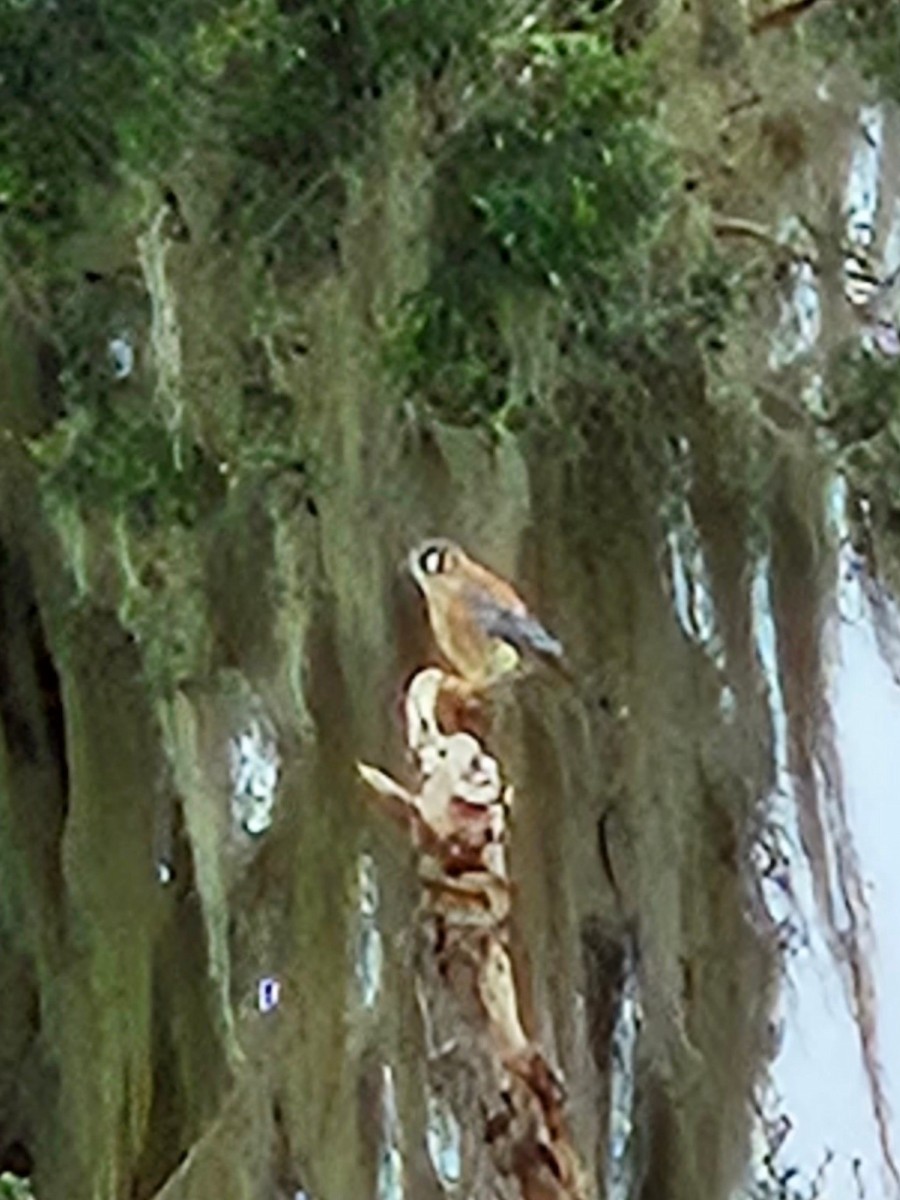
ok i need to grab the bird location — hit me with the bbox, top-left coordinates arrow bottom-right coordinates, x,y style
407,538 -> 567,688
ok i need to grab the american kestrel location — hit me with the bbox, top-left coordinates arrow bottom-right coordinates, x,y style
407,538 -> 565,687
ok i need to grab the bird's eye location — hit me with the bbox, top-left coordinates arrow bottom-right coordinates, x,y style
420,547 -> 444,575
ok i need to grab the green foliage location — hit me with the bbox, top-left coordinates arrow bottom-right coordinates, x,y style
381,19 -> 685,433
193,1 -> 369,254
356,0 -> 502,82
0,0 -> 518,265
0,0 -> 346,254
23,275 -> 222,527
825,347 -> 900,448
382,285 -> 511,425
29,403 -> 223,529
461,31 -> 667,292
812,3 -> 900,101
0,0 -> 198,255
824,349 -> 900,528
0,1174 -> 34,1200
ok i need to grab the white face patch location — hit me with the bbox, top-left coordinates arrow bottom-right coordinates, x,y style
421,547 -> 444,575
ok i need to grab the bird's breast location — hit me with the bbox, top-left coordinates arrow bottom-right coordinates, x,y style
427,594 -> 520,685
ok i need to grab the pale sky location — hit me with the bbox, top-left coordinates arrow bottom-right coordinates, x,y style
770,591 -> 900,1200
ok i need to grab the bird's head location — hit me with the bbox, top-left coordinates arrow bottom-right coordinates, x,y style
408,538 -> 463,588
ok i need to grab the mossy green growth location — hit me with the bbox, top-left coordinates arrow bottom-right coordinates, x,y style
29,402 -> 223,530
825,348 -> 900,449
812,2 -> 900,102
382,285 -> 512,426
0,0 -> 331,258
190,1 -> 369,256
24,273 -> 222,528
825,349 -> 900,525
117,524 -> 214,696
0,0 -> 199,259
0,1174 -> 34,1200
0,0 -> 514,269
355,0 -> 502,83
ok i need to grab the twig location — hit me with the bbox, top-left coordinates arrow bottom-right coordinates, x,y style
712,214 -> 781,250
750,0 -> 833,35
711,214 -> 816,265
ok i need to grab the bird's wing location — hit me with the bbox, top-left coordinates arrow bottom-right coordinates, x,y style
469,592 -> 564,660
463,559 -> 528,614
